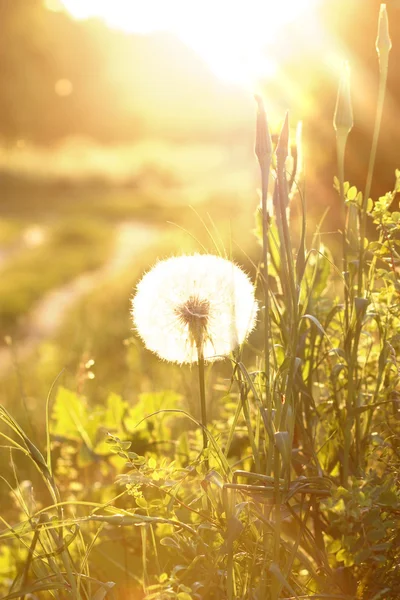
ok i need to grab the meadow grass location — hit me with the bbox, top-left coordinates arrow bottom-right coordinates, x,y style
0,219 -> 114,337
0,5 -> 399,599
0,219 -> 23,246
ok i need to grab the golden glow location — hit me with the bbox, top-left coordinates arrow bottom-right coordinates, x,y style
60,0 -> 321,86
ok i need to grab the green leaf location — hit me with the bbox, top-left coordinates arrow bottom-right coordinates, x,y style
327,539 -> 342,554
160,537 -> 180,549
225,515 -> 244,546
136,496 -> 148,509
354,548 -> 371,564
378,489 -> 398,507
301,314 -> 326,337
347,185 -> 357,200
336,486 -> 351,499
366,527 -> 385,542
103,393 -> 127,429
91,582 -> 116,600
363,508 -> 380,526
125,391 -> 182,433
336,547 -> 354,567
332,363 -> 346,379
119,440 -> 132,451
395,168 -> 400,192
333,175 -> 340,191
51,387 -> 91,445
275,431 -> 291,469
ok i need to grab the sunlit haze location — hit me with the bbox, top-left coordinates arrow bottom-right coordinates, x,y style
60,0 -> 321,86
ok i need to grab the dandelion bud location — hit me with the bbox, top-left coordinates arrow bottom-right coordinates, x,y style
333,62 -> 353,136
276,111 -> 289,163
376,4 -> 392,62
254,94 -> 272,164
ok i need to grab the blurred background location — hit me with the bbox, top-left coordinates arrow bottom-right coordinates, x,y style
0,0 -> 399,411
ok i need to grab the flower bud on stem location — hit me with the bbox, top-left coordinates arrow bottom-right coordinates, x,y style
359,3 -> 391,295
255,95 -> 273,466
334,61 -> 353,486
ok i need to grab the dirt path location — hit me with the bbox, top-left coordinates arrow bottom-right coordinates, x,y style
0,222 -> 158,374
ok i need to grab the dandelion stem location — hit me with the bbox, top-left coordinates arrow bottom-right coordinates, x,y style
197,345 -> 208,460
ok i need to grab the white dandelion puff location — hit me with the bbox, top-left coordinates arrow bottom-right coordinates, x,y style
131,254 -> 258,364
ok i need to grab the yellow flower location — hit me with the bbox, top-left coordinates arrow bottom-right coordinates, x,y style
131,254 -> 258,364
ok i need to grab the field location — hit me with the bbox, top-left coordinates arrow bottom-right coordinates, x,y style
1,2 -> 400,599
0,136 -> 270,595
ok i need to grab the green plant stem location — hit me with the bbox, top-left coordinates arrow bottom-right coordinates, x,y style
358,57 -> 389,296
197,345 -> 208,466
336,131 -> 351,486
277,163 -> 296,322
367,231 -> 384,294
227,537 -> 234,600
254,100 -> 273,597
260,155 -> 272,398
237,369 -> 261,473
276,147 -> 299,443
336,134 -> 350,334
255,95 -> 273,476
260,154 -> 273,476
223,485 -> 235,600
272,449 -> 281,600
351,320 -> 363,476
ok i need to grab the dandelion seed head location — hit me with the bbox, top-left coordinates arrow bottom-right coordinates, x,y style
131,254 -> 258,364
174,295 -> 210,350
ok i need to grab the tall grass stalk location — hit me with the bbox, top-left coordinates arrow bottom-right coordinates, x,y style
0,406 -> 81,598
254,95 -> 273,437
275,114 -> 298,450
359,3 -> 391,296
254,96 -> 277,597
333,61 -> 354,485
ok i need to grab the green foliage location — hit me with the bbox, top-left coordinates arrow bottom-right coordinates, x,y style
2,156 -> 399,598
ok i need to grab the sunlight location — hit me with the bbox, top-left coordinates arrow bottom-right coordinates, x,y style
60,0 -> 321,86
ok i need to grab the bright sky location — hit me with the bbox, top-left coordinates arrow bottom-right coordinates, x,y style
60,0 -> 322,86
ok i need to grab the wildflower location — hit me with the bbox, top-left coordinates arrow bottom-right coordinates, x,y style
333,62 -> 353,136
376,3 -> 392,62
131,254 -> 258,364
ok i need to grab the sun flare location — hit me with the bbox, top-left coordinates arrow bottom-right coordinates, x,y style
60,0 -> 321,86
